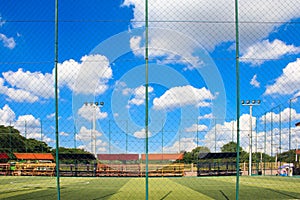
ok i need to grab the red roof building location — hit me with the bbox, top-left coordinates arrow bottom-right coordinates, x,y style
0,153 -> 9,160
141,153 -> 184,161
97,154 -> 139,161
14,153 -> 54,161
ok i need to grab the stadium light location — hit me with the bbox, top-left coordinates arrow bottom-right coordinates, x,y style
241,99 -> 261,176
84,102 -> 104,157
296,122 -> 300,162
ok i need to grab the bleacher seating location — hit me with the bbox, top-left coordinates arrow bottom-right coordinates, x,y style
96,153 -> 184,177
12,153 -> 55,176
0,163 -> 10,175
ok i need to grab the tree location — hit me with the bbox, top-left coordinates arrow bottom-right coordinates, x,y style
52,147 -> 96,164
221,141 -> 243,153
0,125 -> 52,158
25,138 -> 51,153
221,141 -> 249,162
277,149 -> 296,163
252,152 -> 273,162
0,125 -> 26,157
183,146 -> 210,164
52,147 -> 91,154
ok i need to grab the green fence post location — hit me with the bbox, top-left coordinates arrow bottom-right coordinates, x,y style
54,0 -> 61,199
145,0 -> 149,199
235,0 -> 241,199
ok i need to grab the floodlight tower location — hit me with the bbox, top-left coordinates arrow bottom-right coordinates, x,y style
84,101 -> 104,157
296,122 -> 300,162
241,99 -> 261,176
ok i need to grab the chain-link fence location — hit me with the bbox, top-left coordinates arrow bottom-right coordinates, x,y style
1,0 -> 300,199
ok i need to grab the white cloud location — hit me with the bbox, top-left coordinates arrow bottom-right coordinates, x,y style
129,29 -> 202,69
78,104 -> 108,121
0,106 -> 53,143
241,39 -> 300,66
118,82 -> 155,107
0,104 -> 16,125
0,16 -> 17,49
256,126 -> 300,155
122,0 -> 300,55
75,126 -> 107,153
203,114 -> 256,152
198,113 -> 214,120
70,54 -> 112,95
260,108 -> 300,123
250,74 -> 260,88
133,128 -> 152,138
184,124 -> 208,132
41,136 -> 54,144
57,59 -> 81,90
60,132 -> 69,136
153,85 -> 214,110
264,58 -> 300,95
129,36 -> 143,56
15,115 -> 41,128
24,131 -> 54,144
122,0 -> 235,51
77,139 -> 107,153
0,33 -> 16,49
0,54 -> 113,103
200,112 -> 300,154
293,92 -> 300,101
128,85 -> 154,106
46,113 -> 55,119
163,137 -> 197,153
14,114 -> 53,143
33,132 -> 52,142
0,78 -> 6,93
2,68 -> 53,102
1,76 -> 39,102
76,126 -> 103,142
6,88 -> 39,103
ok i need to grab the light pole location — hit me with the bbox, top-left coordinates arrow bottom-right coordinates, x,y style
296,122 -> 300,162
241,100 -> 261,176
84,101 -> 104,157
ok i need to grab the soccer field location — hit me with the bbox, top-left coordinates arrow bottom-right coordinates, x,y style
0,176 -> 300,200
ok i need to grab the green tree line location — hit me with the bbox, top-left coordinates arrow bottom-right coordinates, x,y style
1,125 -> 297,163
183,141 -> 297,164
0,125 -> 92,160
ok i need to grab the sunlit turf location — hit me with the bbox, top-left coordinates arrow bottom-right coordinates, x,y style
0,176 -> 299,199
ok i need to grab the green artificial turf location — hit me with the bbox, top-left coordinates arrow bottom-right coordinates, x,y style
0,176 -> 299,200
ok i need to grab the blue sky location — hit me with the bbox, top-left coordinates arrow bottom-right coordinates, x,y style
1,0 -> 300,155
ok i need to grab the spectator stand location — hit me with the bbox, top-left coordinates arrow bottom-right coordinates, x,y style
197,152 -> 240,176
13,153 -> 55,176
0,153 -> 10,175
97,154 -> 140,177
58,153 -> 97,177
140,153 -> 184,177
